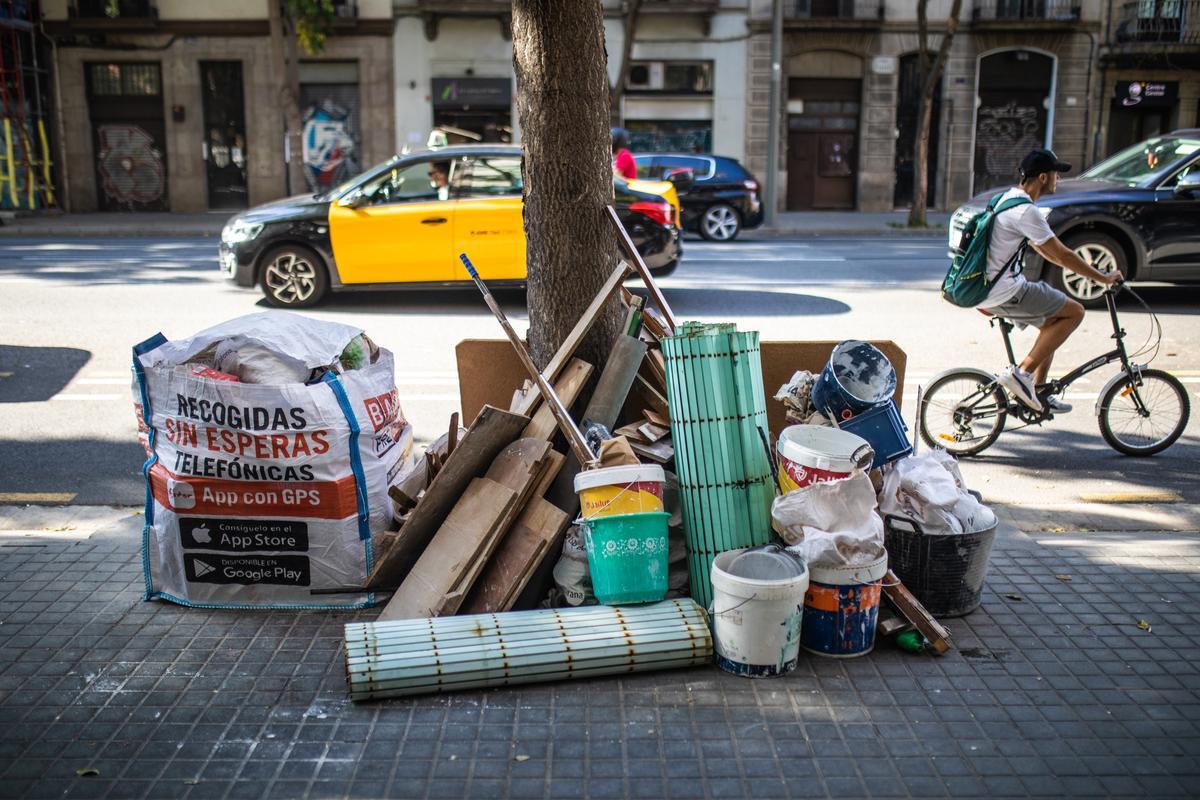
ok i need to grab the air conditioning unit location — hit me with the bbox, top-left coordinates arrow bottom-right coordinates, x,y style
627,62 -> 664,91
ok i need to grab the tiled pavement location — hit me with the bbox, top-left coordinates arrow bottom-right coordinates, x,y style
0,509 -> 1198,799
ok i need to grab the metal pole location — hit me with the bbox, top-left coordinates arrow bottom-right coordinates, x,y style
765,0 -> 783,227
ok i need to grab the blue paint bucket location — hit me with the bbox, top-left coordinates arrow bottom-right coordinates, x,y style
800,556 -> 889,658
811,341 -> 897,423
837,400 -> 912,469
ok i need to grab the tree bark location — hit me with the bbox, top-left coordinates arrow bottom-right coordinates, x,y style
268,0 -> 307,196
610,0 -> 644,125
908,0 -> 962,228
513,0 -> 622,370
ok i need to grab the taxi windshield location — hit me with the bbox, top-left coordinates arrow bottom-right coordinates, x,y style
1080,137 -> 1200,186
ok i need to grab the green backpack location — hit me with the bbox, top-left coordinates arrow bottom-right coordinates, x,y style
941,192 -> 1031,307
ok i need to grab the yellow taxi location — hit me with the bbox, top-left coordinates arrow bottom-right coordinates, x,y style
219,145 -> 682,307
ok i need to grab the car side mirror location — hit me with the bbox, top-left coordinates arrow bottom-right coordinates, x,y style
664,168 -> 694,194
1173,172 -> 1200,198
336,191 -> 367,209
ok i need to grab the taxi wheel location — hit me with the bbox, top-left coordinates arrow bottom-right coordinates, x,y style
260,244 -> 329,308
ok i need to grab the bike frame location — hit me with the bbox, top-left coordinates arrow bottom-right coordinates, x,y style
991,284 -> 1149,417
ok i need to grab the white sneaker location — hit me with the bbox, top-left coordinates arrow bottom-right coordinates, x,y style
1046,396 -> 1073,414
997,366 -> 1043,412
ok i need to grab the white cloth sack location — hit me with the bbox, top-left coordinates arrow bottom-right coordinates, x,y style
132,312 -> 413,609
878,450 -> 996,534
771,471 -> 885,567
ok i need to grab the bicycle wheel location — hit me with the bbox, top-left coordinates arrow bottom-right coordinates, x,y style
1098,368 -> 1190,456
919,369 -> 1009,457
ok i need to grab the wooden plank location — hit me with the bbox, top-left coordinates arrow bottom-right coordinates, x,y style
378,477 -> 518,621
631,438 -> 674,464
882,570 -> 952,655
638,422 -> 669,443
606,205 -> 678,332
512,262 -> 631,418
521,358 -> 594,441
644,409 -> 670,428
459,498 -> 571,615
614,422 -> 649,442
365,405 -> 529,589
633,374 -> 670,420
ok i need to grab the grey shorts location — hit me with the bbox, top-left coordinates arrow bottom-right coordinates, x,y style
985,281 -> 1068,329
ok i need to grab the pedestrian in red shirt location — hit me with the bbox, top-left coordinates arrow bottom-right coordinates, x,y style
611,128 -> 637,179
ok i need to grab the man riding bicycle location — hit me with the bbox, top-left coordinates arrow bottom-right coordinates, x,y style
980,149 -> 1119,413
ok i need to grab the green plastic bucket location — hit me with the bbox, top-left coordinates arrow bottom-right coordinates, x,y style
582,512 -> 670,605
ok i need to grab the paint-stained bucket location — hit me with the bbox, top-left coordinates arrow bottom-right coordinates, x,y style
711,547 -> 809,677
575,465 -> 666,520
811,340 -> 897,422
800,555 -> 888,658
777,425 -> 874,493
582,512 -> 670,605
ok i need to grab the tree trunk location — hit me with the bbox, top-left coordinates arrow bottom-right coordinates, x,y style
268,0 -> 307,196
610,0 -> 644,125
908,0 -> 962,228
513,0 -> 622,370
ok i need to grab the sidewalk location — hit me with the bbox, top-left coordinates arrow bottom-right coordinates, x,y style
0,502 -> 1196,799
0,211 -> 950,240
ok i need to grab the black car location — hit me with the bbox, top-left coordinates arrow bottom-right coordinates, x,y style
219,145 -> 681,308
633,153 -> 763,242
950,130 -> 1200,308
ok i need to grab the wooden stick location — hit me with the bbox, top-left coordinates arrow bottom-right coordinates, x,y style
460,253 -> 595,467
512,260 -> 632,417
882,569 -> 952,655
446,412 -> 460,459
605,205 -> 678,333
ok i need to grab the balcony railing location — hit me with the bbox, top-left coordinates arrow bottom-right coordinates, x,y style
972,0 -> 1081,22
1115,0 -> 1200,44
791,0 -> 883,20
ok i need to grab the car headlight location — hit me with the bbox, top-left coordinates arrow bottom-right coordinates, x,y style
221,220 -> 263,244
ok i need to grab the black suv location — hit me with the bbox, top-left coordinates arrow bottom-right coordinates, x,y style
950,130 -> 1200,307
634,153 -> 763,241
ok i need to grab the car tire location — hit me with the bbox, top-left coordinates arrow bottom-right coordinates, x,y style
650,258 -> 678,278
259,244 -> 330,308
699,203 -> 741,242
1048,231 -> 1127,309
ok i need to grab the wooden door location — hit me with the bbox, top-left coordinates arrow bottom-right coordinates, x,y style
787,131 -> 817,210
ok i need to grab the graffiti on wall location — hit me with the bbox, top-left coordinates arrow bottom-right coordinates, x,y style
975,102 -> 1043,188
96,124 -> 165,206
302,101 -> 360,193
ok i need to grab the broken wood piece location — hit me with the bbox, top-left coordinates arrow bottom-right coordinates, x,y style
638,422 -> 669,443
446,412 -> 460,459
882,569 -> 952,655
606,205 -> 678,333
511,261 -> 632,418
614,422 -> 649,442
521,358 -> 594,443
366,405 -> 529,589
378,477 -> 518,621
630,438 -> 674,464
633,373 -> 670,419
460,497 -> 571,614
644,409 -> 670,428
641,306 -> 671,342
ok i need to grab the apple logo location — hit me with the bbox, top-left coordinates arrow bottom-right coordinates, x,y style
193,524 -> 211,544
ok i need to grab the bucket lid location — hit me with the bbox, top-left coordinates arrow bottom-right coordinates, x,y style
574,464 -> 666,493
777,425 -> 874,472
726,549 -> 806,581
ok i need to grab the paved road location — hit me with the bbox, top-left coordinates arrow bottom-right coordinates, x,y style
1,236 -> 1197,515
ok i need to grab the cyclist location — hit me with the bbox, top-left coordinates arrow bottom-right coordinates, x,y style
981,148 -> 1119,413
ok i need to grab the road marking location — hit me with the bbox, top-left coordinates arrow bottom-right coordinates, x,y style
0,371 -> 13,378
52,393 -> 124,401
1078,490 -> 1182,504
0,492 -> 76,503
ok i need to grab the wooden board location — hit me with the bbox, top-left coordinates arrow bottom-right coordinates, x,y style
882,569 -> 952,655
366,405 -> 529,589
378,477 -> 518,621
521,358 -> 594,441
459,498 -> 570,614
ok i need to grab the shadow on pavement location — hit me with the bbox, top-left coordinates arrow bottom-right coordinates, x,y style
0,346 -> 91,403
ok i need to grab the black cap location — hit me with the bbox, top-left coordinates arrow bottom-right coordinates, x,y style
1019,148 -> 1071,179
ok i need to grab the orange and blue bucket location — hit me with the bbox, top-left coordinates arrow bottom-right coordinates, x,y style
800,555 -> 888,658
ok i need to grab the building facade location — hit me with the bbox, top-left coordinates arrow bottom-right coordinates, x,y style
42,0 -> 394,213
391,0 -> 749,160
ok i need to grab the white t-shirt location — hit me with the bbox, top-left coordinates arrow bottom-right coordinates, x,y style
978,187 -> 1056,308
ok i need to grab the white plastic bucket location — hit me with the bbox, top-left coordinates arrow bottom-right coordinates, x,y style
574,464 -> 665,519
777,424 -> 874,493
710,548 -> 810,677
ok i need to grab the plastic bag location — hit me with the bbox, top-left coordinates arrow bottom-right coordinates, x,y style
879,451 -> 996,533
771,471 -> 885,567
552,524 -> 594,606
